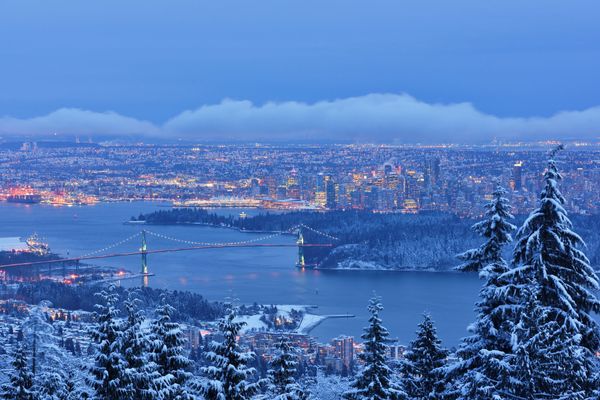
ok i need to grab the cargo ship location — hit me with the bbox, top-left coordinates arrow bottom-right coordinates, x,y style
25,233 -> 50,255
7,193 -> 42,204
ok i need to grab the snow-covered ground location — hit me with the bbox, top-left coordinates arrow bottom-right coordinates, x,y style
274,304 -> 315,313
235,304 -> 311,333
235,304 -> 353,335
236,313 -> 268,333
296,313 -> 327,334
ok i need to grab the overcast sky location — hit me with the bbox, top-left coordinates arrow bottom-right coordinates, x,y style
0,0 -> 599,142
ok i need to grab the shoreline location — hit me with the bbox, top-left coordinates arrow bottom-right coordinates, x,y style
297,313 -> 355,335
124,219 -> 297,236
318,266 -> 463,273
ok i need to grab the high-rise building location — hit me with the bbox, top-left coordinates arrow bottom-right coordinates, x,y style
404,173 -> 421,201
315,191 -> 327,207
432,157 -> 441,186
326,178 -> 336,209
378,188 -> 396,210
336,184 -> 351,208
424,157 -> 441,188
388,344 -> 405,361
250,178 -> 261,196
315,173 -> 326,192
384,163 -> 393,176
286,184 -> 301,199
316,173 -> 336,209
511,161 -> 523,191
315,173 -> 327,207
350,189 -> 362,209
332,336 -> 354,368
276,185 -> 287,199
287,168 -> 298,187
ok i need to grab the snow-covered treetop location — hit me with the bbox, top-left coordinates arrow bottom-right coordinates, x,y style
367,295 -> 384,317
457,181 -> 515,273
344,295 -> 404,400
541,145 -> 566,203
508,144 -> 600,370
200,305 -> 259,400
360,295 -> 391,345
501,144 -> 600,399
513,144 -> 585,267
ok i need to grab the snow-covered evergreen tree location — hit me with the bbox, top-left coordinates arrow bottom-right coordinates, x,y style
508,287 -> 538,399
456,182 -> 516,273
61,367 -> 91,400
400,314 -> 447,400
150,297 -> 194,400
1,344 -> 35,400
343,296 -> 404,400
507,145 -> 600,398
447,183 -> 516,399
122,290 -> 160,399
22,300 -> 75,399
267,336 -> 307,400
65,373 -> 84,400
306,372 -> 351,400
88,284 -> 131,399
36,371 -> 68,400
200,306 -> 260,400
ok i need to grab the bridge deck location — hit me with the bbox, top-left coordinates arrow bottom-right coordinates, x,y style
0,243 -> 333,269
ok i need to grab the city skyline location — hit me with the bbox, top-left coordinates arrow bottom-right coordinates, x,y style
2,142 -> 599,217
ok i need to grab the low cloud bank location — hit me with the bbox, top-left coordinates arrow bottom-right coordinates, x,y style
1,94 -> 599,142
0,108 -> 160,138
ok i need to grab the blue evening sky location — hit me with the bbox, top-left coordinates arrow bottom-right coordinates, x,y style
0,0 -> 599,142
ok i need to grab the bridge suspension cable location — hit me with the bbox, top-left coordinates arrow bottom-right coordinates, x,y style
143,224 -> 339,246
79,232 -> 141,258
143,229 -> 285,247
295,224 -> 340,241
74,224 -> 338,260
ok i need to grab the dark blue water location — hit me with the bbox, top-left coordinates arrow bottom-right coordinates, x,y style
0,202 -> 482,346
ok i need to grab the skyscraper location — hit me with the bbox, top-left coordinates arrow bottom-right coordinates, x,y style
432,157 -> 441,186
512,161 -> 523,191
332,335 -> 354,369
325,177 -> 336,209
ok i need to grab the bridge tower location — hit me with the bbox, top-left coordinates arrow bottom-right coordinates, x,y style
141,230 -> 149,286
296,229 -> 306,269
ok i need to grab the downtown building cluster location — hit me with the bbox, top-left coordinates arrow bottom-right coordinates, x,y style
2,141 -> 600,217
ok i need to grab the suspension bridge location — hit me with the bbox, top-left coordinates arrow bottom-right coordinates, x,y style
0,225 -> 339,284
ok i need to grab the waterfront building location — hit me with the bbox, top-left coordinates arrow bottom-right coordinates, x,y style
332,335 -> 354,369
